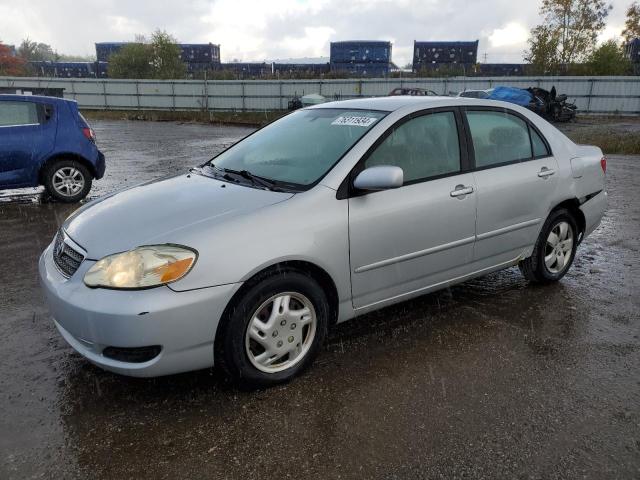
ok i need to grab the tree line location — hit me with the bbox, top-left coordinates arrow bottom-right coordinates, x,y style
525,0 -> 640,75
2,2 -> 640,79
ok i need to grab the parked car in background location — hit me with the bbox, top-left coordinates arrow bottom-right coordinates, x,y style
40,96 -> 606,388
389,87 -> 438,96
457,89 -> 493,99
0,95 -> 105,202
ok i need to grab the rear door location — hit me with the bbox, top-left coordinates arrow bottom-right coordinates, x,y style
0,99 -> 56,187
463,107 -> 559,268
348,108 -> 477,309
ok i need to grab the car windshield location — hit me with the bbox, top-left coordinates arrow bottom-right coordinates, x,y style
208,108 -> 386,189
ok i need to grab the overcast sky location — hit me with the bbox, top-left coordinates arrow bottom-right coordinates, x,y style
0,0 -> 633,65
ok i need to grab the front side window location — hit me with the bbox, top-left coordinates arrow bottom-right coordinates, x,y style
466,110 -> 532,168
210,108 -> 386,187
364,111 -> 461,183
0,101 -> 39,127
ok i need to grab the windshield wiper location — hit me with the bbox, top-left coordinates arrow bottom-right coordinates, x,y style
220,167 -> 280,191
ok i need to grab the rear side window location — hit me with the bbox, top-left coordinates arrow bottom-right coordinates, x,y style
0,101 -> 39,127
531,128 -> 550,157
365,111 -> 461,183
466,110 -> 532,168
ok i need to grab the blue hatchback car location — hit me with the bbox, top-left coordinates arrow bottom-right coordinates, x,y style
0,95 -> 105,202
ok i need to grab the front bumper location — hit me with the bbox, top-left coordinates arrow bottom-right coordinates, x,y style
39,241 -> 240,377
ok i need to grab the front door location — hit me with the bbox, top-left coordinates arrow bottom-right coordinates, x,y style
0,100 -> 53,187
348,110 -> 477,309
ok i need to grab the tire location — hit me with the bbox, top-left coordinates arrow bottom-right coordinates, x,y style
216,270 -> 329,389
519,208 -> 578,283
43,159 -> 92,203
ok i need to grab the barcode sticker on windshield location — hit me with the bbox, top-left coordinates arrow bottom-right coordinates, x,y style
331,116 -> 378,127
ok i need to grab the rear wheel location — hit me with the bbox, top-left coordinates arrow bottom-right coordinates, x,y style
44,159 -> 92,203
216,271 -> 329,388
519,209 -> 578,283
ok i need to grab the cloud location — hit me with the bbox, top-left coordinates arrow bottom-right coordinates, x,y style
488,22 -> 529,48
0,0 -> 633,65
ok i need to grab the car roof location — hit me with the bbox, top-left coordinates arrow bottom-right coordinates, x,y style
308,95 -> 512,112
0,94 -> 73,104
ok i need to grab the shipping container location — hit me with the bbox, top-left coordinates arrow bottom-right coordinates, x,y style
413,40 -> 478,71
330,41 -> 392,64
95,42 -> 128,62
96,61 -> 109,78
477,63 -> 527,76
329,62 -> 391,76
29,61 -> 97,78
625,38 -> 640,63
179,44 -> 221,64
97,42 -> 221,64
273,63 -> 330,75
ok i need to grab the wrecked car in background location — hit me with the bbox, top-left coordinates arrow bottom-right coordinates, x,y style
487,86 -> 577,123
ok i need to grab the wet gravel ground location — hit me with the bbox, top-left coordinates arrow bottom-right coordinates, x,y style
1,120 -> 639,479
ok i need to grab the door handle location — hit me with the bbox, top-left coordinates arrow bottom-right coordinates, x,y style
538,167 -> 555,178
450,185 -> 474,197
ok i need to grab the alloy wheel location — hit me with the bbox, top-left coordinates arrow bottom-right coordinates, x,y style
52,167 -> 85,197
544,221 -> 574,274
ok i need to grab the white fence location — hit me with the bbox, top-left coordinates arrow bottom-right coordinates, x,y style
1,76 -> 639,115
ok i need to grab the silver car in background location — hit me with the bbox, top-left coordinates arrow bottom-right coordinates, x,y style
39,97 -> 607,387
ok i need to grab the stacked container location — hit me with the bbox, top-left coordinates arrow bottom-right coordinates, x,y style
29,61 -> 96,78
95,42 -> 128,62
179,44 -> 220,62
330,41 -> 392,76
95,42 -> 221,74
625,38 -> 640,63
412,41 -> 478,72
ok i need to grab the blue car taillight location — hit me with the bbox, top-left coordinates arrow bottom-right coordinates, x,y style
81,127 -> 96,143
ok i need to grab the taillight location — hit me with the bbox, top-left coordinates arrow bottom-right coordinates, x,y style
600,157 -> 607,174
81,127 -> 96,143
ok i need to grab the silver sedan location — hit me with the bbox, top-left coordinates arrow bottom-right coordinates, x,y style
39,97 -> 607,387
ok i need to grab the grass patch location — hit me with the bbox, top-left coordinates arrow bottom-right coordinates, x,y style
81,109 -> 287,127
563,129 -> 640,155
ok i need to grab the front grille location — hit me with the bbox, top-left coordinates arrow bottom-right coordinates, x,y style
53,232 -> 85,278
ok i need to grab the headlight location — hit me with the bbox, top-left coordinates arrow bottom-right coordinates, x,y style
84,245 -> 197,289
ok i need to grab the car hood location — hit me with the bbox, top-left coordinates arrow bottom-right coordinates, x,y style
63,173 -> 294,259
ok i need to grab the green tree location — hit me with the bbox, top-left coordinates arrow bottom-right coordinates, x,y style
525,25 -> 562,74
107,42 -> 153,78
17,38 -> 57,61
526,0 -> 612,72
149,30 -> 186,79
586,39 -> 633,74
107,30 -> 186,79
622,2 -> 640,42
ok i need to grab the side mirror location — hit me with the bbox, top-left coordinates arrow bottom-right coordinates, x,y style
353,166 -> 403,191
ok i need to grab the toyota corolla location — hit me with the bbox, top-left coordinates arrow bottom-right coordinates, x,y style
39,97 -> 607,387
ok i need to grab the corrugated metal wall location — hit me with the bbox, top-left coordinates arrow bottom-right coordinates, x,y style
1,76 -> 638,114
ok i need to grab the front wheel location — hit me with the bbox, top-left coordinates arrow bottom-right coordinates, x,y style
519,208 -> 578,283
43,159 -> 92,203
216,271 -> 329,388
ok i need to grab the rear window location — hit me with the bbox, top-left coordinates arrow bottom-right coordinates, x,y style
0,101 -> 39,127
78,112 -> 90,128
